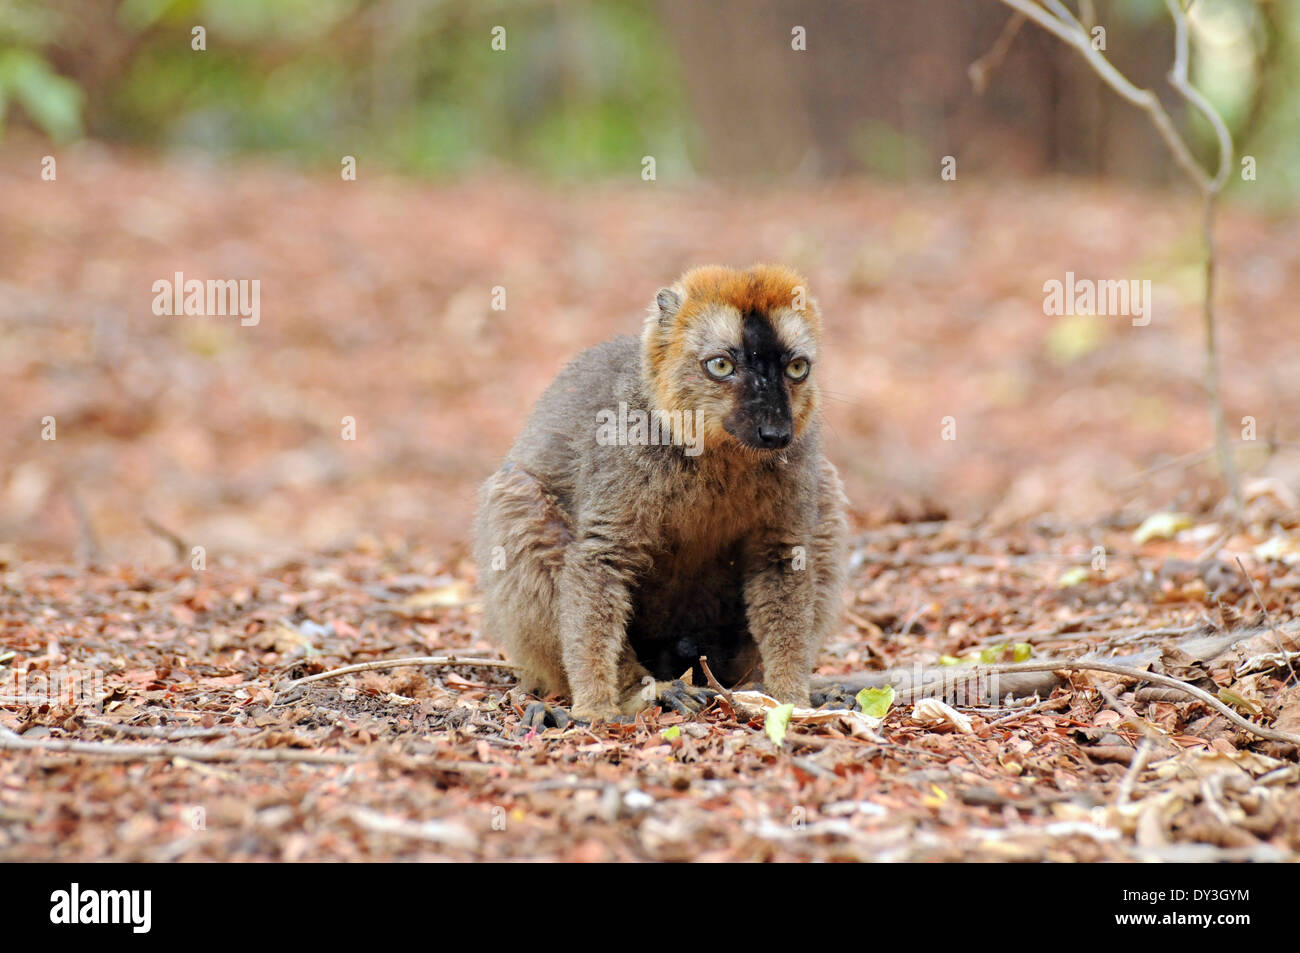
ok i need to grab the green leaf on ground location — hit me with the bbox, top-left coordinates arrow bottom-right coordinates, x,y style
765,703 -> 794,747
856,685 -> 895,718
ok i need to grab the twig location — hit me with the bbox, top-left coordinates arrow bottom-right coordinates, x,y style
1157,0 -> 1241,514
898,595 -> 926,636
1107,622 -> 1207,648
989,694 -> 1069,726
1164,0 -> 1232,193
1233,556 -> 1299,686
1118,737 -> 1156,806
968,11 -> 1026,95
279,655 -> 517,692
1120,445 -> 1216,486
814,623 -> 1232,697
1198,190 -> 1240,514
0,720 -> 503,771
142,516 -> 188,560
843,609 -> 880,631
973,658 -> 1300,746
698,655 -> 734,705
0,721 -> 355,763
1090,673 -> 1162,743
985,609 -> 1120,645
1043,0 -> 1083,32
816,623 -> 1300,740
84,719 -> 245,741
993,0 -> 1213,188
992,0 -> 1242,511
1194,529 -> 1231,563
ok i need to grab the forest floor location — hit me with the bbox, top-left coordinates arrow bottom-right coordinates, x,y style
2,145 -> 1299,860
3,513 -> 1299,862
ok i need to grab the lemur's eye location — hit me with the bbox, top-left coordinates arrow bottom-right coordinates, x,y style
703,356 -> 735,379
786,358 -> 810,381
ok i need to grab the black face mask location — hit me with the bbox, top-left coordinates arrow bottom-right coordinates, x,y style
723,311 -> 794,450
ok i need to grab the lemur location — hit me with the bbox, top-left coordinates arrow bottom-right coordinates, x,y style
474,264 -> 848,723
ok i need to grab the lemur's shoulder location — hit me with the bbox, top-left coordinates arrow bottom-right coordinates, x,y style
507,335 -> 644,483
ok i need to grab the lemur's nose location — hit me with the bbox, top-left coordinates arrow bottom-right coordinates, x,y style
757,424 -> 792,449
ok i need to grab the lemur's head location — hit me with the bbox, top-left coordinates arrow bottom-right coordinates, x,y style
642,264 -> 822,454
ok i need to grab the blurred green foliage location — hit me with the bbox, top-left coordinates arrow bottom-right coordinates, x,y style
4,0 -> 690,179
0,0 -> 83,142
0,0 -> 1298,200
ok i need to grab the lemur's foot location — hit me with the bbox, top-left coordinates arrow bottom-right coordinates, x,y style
810,683 -> 858,710
521,700 -> 579,730
621,679 -> 718,717
661,679 -> 718,715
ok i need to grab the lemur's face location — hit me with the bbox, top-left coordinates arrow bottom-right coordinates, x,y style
643,265 -> 821,455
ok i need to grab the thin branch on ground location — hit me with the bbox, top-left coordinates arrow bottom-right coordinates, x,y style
0,721 -> 356,764
1118,737 -> 1156,806
698,655 -> 735,705
1234,556 -> 1300,686
278,655 -> 517,693
1091,673 -> 1166,745
989,695 -> 1070,726
0,720 -> 504,772
975,658 -> 1300,746
84,719 -> 247,741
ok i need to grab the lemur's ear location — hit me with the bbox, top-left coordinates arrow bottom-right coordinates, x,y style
654,287 -> 682,319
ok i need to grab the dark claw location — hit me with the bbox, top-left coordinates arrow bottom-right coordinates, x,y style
522,702 -> 548,728
521,701 -> 581,730
660,689 -> 694,716
659,680 -> 718,715
810,683 -> 857,710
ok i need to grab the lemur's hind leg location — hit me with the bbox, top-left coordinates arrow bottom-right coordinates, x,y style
474,462 -> 572,700
477,463 -> 673,723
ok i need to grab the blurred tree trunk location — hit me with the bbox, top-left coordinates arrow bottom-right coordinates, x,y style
655,0 -> 1185,182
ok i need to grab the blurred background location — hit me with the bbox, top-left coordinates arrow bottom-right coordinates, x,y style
2,0 -> 1299,563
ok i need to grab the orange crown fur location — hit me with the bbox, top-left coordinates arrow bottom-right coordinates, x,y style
670,265 -> 820,337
